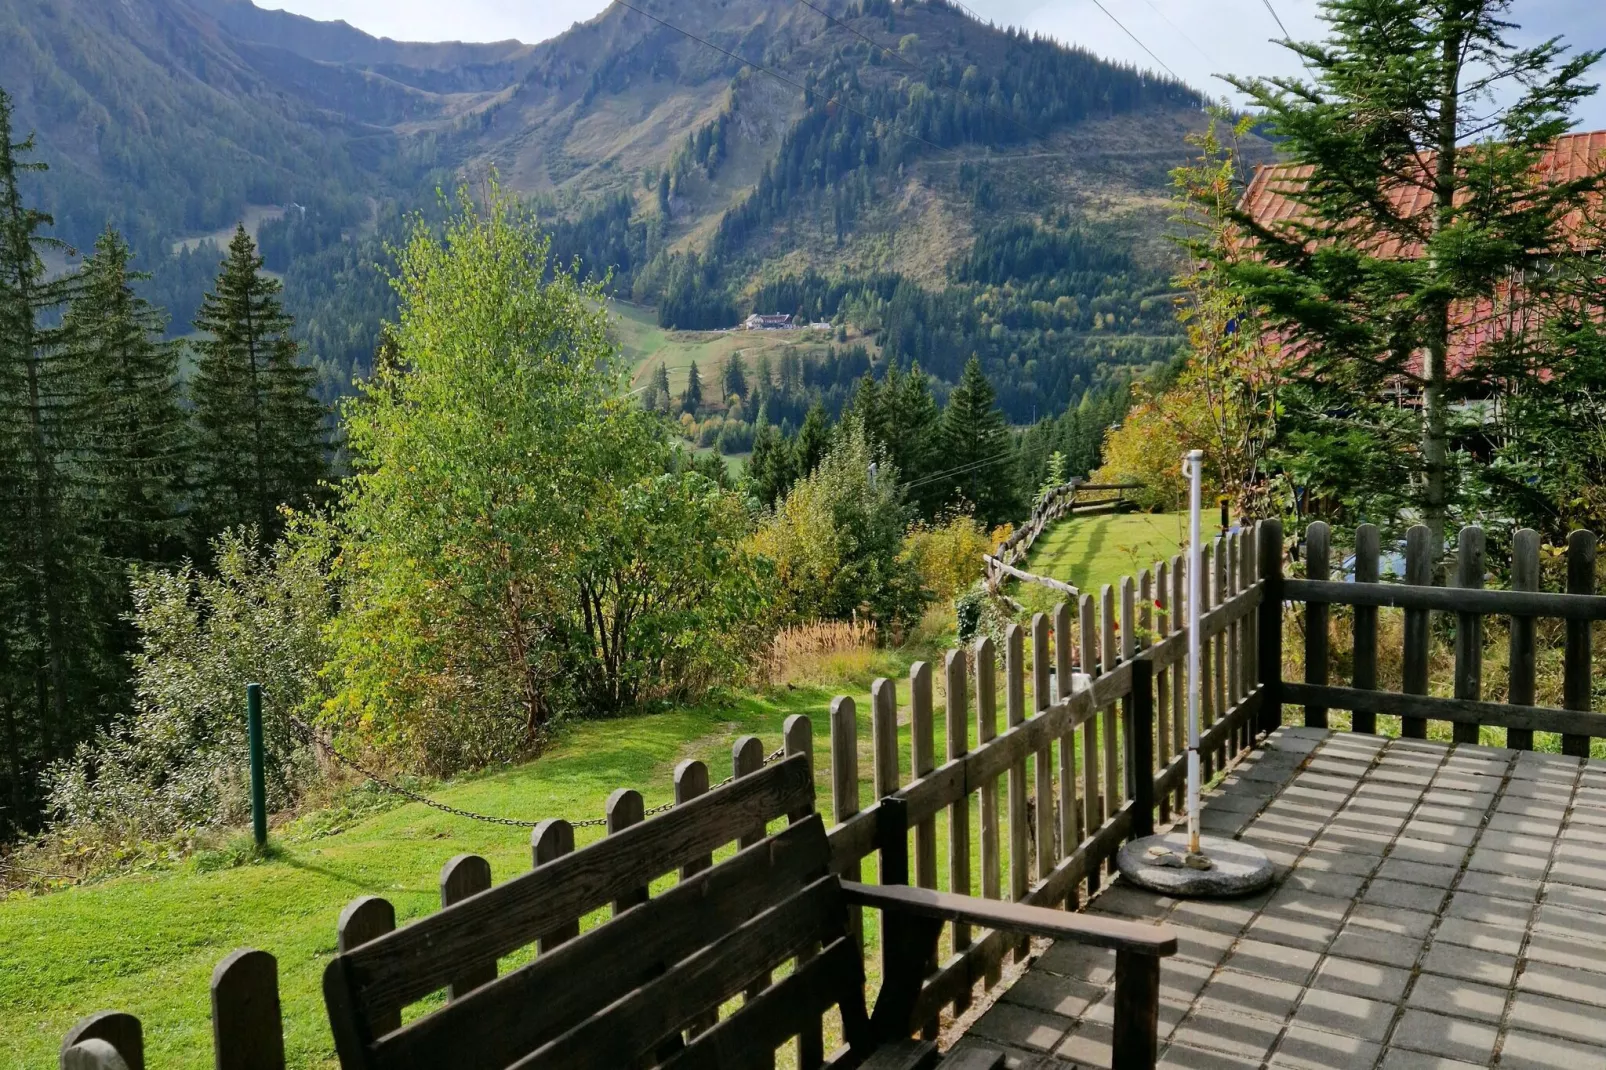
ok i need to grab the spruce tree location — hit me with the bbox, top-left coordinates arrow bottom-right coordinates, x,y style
680,360 -> 703,414
191,224 -> 326,545
938,356 -> 1019,526
747,412 -> 796,506
65,227 -> 187,566
1224,0 -> 1604,546
887,363 -> 942,516
652,362 -> 671,411
723,351 -> 748,402
0,89 -> 102,835
793,401 -> 832,479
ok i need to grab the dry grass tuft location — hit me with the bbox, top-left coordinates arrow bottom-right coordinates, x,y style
762,620 -> 879,688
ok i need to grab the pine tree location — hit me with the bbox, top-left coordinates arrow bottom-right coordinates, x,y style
938,356 -> 1019,526
0,89 -> 103,836
191,224 -> 326,545
794,401 -> 832,479
747,413 -> 796,506
64,227 -> 187,566
680,360 -> 703,414
887,363 -> 941,516
723,351 -> 748,402
1224,0 -> 1604,545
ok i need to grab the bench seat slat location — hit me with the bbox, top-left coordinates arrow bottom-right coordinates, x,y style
657,938 -> 871,1070
373,816 -> 833,1070
512,876 -> 849,1070
337,754 -> 813,1018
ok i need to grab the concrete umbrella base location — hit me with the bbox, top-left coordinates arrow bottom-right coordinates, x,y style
1116,831 -> 1277,898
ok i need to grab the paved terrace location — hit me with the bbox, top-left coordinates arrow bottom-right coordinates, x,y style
953,727 -> 1606,1069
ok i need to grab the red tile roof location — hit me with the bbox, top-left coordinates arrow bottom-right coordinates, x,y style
1238,130 -> 1606,378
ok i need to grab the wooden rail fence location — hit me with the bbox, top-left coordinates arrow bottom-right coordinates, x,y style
73,515 -> 1606,1066
983,480 -> 1142,596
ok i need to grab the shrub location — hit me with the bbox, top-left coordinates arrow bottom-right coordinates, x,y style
900,512 -> 995,601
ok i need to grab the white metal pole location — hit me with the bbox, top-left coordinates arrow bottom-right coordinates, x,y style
1186,449 -> 1204,855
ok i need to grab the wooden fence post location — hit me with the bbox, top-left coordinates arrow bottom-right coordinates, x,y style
1129,659 -> 1155,840
1031,614 -> 1056,880
1153,563 -> 1171,824
1199,543 -> 1217,781
782,714 -> 825,1067
1564,530 -> 1597,758
1054,601 -> 1080,875
732,736 -> 772,1057
831,696 -> 863,952
943,649 -> 972,1011
1121,577 -> 1139,804
1256,522 -> 1283,735
211,949 -> 285,1070
1508,530 -> 1540,751
674,759 -> 718,1041
62,1012 -> 143,1070
1112,950 -> 1162,1070
974,636 -> 1002,989
1213,540 -> 1228,766
1078,595 -> 1101,896
336,896 -> 398,1037
1004,624 -> 1030,959
439,855 -> 495,999
1402,524 -> 1432,739
607,789 -> 648,915
1352,524 -> 1380,734
1453,526 -> 1486,745
909,664 -> 938,894
1101,586 -> 1121,817
531,820 -> 578,950
1304,521 -> 1330,729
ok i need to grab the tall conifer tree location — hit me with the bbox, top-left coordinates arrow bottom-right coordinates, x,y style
64,227 -> 187,566
937,356 -> 1019,526
191,224 -> 325,545
679,360 -> 703,414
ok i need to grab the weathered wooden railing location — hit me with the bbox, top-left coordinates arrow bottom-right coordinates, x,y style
1278,520 -> 1606,755
984,480 -> 1143,595
60,523 -> 1273,1069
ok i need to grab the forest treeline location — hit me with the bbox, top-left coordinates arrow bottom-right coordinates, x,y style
0,92 -> 329,841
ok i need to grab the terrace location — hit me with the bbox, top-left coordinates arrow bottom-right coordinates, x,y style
956,727 -> 1606,1068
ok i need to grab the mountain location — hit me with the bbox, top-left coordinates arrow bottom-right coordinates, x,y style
2,0 -> 1267,415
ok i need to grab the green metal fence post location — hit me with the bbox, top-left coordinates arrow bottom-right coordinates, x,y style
247,683 -> 267,847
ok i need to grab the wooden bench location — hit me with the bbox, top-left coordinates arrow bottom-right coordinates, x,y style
322,753 -> 1177,1070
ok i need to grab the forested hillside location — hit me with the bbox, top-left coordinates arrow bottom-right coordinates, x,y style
1,0 -> 1261,412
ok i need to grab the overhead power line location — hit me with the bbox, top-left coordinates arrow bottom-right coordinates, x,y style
1137,0 -> 1218,67
1086,0 -> 1180,80
1259,0 -> 1291,39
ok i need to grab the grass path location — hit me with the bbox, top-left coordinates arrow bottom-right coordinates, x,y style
1021,510 -> 1190,599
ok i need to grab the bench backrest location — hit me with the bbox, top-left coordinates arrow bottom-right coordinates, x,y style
322,755 -> 866,1069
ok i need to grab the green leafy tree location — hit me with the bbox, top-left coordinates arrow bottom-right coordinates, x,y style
750,422 -> 928,627
64,228 -> 188,566
191,225 -> 326,546
937,356 -> 1020,526
1224,0 -> 1604,546
680,359 -> 704,415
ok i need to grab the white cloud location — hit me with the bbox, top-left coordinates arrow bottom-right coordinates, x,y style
268,0 -> 1606,128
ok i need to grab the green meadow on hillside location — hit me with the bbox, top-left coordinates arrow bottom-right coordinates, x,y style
1022,510 -> 1191,599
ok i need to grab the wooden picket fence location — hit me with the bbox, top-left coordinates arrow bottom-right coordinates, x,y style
70,516 -> 1606,1067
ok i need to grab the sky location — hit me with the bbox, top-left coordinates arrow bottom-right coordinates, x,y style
269,0 -> 1606,130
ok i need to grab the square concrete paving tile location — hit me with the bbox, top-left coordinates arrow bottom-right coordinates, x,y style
1505,990 -> 1606,1045
1391,837 -> 1473,867
1170,1008 -> 1283,1062
1378,1049 -> 1484,1070
1406,972 -> 1509,1023
1157,1041 -> 1263,1069
944,1039 -> 1062,1070
1282,869 -> 1365,900
1522,930 -> 1606,972
1487,813 -> 1563,836
1364,879 -> 1449,914
1267,1023 -> 1382,1069
1244,911 -> 1339,953
1433,918 -> 1525,956
1296,846 -> 1383,878
1539,881 -> 1606,916
1419,941 -> 1518,987
1219,938 -> 1322,985
1515,960 -> 1606,1008
1497,1028 -> 1606,1069
1547,857 -> 1606,890
1291,988 -> 1395,1042
1329,924 -> 1426,970
1054,1019 -> 1115,1069
1196,969 -> 1305,1021
971,1002 -> 1077,1052
1468,847 -> 1551,880
1311,955 -> 1411,1003
1444,891 -> 1534,929
1169,899 -> 1258,937
1455,870 -> 1541,904
1476,830 -> 1555,857
1349,903 -> 1436,940
1264,890 -> 1352,925
1001,971 -> 1108,1018
1389,1009 -> 1499,1064
1376,859 -> 1460,888
1171,927 -> 1235,967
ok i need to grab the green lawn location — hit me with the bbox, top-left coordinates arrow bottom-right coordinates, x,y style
1022,509 -> 1191,598
609,301 -> 857,395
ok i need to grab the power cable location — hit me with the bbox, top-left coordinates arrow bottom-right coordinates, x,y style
790,0 -> 1045,143
1086,0 -> 1180,80
1137,0 -> 1218,67
1259,0 -> 1291,39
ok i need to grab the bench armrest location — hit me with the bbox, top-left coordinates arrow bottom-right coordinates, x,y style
840,881 -> 1177,957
